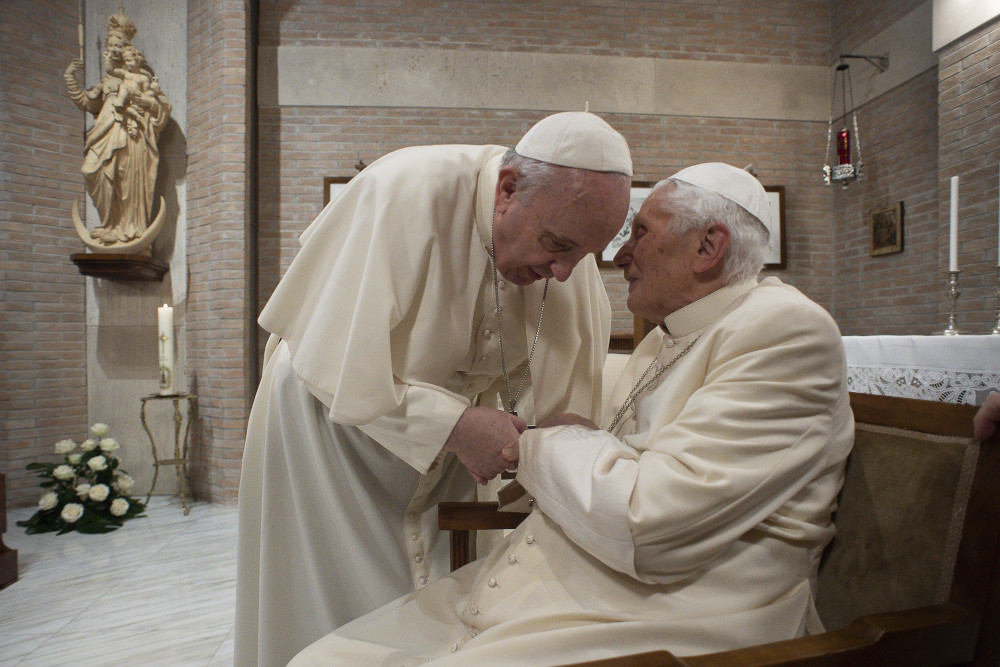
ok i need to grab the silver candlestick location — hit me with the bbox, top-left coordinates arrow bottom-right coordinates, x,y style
942,270 -> 962,336
991,267 -> 1000,335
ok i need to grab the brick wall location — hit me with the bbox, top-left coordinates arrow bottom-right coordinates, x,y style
830,69 -> 940,334
186,0 -> 254,502
1,1 -> 90,505
258,1 -> 834,346
938,19 -> 1000,332
830,0 -> 924,59
259,109 -> 831,339
261,0 -> 829,66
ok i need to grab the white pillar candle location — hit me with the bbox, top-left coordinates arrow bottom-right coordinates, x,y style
950,176 -> 959,272
157,304 -> 175,395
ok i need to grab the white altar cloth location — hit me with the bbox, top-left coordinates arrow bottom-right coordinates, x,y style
842,335 -> 1000,405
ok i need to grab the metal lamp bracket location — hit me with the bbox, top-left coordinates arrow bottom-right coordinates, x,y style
838,53 -> 889,73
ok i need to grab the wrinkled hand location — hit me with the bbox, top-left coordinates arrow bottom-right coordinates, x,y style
973,392 -> 1000,442
444,407 -> 526,485
536,412 -> 599,430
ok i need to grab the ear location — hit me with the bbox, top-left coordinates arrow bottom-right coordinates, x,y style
693,222 -> 730,274
494,166 -> 520,214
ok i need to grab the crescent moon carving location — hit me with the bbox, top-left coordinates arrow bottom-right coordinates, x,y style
72,196 -> 168,255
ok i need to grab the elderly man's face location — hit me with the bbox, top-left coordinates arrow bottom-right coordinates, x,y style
613,184 -> 704,323
492,169 -> 628,286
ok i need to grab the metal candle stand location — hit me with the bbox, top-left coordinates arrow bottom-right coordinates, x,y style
992,267 -> 1000,335
942,271 -> 962,336
140,393 -> 196,515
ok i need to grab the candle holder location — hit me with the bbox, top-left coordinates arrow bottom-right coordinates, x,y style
942,270 -> 962,336
991,267 -> 1000,335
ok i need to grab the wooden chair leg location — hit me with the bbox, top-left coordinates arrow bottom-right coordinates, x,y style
450,529 -> 471,572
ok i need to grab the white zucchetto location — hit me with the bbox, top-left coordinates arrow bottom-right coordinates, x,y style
669,162 -> 771,226
516,112 -> 633,177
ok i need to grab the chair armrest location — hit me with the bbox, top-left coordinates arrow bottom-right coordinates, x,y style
560,603 -> 978,667
438,501 -> 529,531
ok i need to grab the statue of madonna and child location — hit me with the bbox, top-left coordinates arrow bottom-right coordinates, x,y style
63,6 -> 172,254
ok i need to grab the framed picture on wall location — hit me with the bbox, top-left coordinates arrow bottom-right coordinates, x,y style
763,185 -> 786,270
596,181 -> 657,268
870,201 -> 904,256
323,176 -> 353,206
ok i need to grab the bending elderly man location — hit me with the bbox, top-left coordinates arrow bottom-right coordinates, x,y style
236,112 -> 633,666
290,163 -> 855,665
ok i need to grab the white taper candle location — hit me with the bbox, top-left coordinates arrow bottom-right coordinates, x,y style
157,304 -> 175,395
950,176 -> 959,272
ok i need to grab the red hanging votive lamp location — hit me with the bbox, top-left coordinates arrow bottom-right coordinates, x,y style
822,55 -> 886,188
836,127 -> 851,165
823,61 -> 862,187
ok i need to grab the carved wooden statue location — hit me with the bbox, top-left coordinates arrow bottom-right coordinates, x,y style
64,6 -> 171,254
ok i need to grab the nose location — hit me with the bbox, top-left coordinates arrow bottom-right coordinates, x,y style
613,239 -> 634,269
550,260 -> 572,282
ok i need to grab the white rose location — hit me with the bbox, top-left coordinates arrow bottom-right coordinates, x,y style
90,423 -> 110,437
53,464 -> 75,481
88,484 -> 110,502
99,438 -> 119,452
113,473 -> 135,494
76,483 -> 92,499
109,498 -> 129,516
39,491 -> 58,510
68,453 -> 82,465
55,439 -> 76,455
87,455 -> 108,472
61,503 -> 84,523
81,438 -> 98,452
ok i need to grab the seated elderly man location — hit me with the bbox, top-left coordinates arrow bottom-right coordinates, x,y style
290,163 -> 855,665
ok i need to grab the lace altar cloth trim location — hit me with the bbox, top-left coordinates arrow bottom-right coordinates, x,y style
847,366 -> 1000,405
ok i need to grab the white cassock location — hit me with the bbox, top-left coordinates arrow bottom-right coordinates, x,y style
290,277 -> 855,666
235,144 -> 611,666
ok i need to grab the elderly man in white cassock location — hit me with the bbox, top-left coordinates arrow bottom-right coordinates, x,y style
288,163 -> 855,665
235,112 -> 634,666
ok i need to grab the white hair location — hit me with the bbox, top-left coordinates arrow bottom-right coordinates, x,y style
653,178 -> 770,284
501,148 -> 630,204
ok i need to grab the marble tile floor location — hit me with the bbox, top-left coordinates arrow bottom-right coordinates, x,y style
1,497 -> 237,666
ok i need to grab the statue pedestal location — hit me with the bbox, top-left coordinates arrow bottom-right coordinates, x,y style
71,253 -> 168,281
0,473 -> 18,589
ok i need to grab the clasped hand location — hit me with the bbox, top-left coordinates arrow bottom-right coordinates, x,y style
444,407 -> 526,485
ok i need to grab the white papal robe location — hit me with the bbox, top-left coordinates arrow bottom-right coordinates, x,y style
290,277 -> 854,665
235,144 -> 611,666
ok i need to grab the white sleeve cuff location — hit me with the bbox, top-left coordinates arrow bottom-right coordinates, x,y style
516,425 -> 643,580
356,383 -> 469,474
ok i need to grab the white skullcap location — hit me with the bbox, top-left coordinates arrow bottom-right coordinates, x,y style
515,112 -> 633,177
669,162 -> 771,226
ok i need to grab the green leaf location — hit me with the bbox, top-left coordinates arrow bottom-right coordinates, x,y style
16,512 -> 42,528
24,523 -> 59,534
76,522 -> 117,534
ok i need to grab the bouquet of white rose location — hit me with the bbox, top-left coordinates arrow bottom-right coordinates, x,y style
17,423 -> 147,534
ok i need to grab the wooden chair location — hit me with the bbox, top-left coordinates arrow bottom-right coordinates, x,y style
438,393 -> 1000,666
